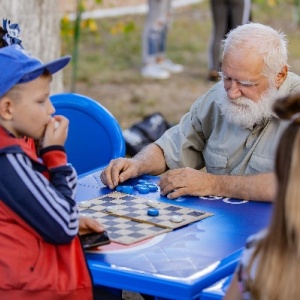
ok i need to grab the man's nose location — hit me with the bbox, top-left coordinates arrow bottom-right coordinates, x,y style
226,80 -> 242,99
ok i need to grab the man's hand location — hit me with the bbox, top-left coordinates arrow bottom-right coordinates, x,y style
101,144 -> 167,189
79,215 -> 105,236
159,167 -> 215,199
100,158 -> 140,190
159,168 -> 276,202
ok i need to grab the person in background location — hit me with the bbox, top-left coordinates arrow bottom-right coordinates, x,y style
224,93 -> 300,299
208,0 -> 252,81
141,0 -> 183,80
101,23 -> 300,203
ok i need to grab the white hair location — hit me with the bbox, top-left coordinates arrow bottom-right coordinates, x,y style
221,23 -> 288,77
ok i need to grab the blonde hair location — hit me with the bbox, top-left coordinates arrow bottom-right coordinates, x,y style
246,94 -> 300,299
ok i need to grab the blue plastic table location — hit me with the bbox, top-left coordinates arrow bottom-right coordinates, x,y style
77,169 -> 272,300
200,274 -> 233,300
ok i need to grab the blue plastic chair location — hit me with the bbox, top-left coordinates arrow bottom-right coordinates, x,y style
50,93 -> 125,176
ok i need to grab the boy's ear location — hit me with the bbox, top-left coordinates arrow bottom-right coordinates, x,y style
0,96 -> 14,120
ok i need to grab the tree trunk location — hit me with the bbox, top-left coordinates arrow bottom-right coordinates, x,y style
0,0 -> 67,94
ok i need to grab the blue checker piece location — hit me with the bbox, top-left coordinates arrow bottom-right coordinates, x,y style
116,185 -> 134,194
136,185 -> 150,194
147,208 -> 159,216
134,179 -> 159,193
146,183 -> 158,192
137,179 -> 148,184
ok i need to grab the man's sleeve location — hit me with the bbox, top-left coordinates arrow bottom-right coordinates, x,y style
154,94 -> 212,170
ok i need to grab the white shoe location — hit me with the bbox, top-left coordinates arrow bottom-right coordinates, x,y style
141,64 -> 170,79
160,59 -> 183,73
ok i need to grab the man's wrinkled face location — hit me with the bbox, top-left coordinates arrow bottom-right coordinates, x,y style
220,50 -> 278,128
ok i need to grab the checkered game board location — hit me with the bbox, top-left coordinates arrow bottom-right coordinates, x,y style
79,192 -> 213,245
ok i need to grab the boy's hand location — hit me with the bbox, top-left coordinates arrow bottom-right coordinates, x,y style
42,116 -> 69,147
78,215 -> 105,235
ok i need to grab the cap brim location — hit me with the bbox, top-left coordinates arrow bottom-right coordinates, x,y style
19,56 -> 71,84
43,55 -> 71,74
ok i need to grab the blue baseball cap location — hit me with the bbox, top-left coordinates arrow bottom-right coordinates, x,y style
0,44 -> 71,98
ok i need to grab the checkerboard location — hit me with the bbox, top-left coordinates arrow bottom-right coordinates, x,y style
79,192 -> 213,245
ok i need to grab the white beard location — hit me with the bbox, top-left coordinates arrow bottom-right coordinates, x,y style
220,86 -> 278,129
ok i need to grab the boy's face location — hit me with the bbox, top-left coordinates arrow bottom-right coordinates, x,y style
2,76 -> 55,139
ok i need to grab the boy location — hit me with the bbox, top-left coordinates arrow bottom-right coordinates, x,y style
0,44 -> 103,299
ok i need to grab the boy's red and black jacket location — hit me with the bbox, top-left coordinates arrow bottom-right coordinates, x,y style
0,126 -> 93,300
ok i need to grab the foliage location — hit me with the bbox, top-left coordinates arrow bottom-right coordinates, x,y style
253,0 -> 300,25
60,0 -> 135,92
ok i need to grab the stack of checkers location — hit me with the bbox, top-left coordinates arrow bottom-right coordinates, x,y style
79,192 -> 213,245
116,179 -> 159,194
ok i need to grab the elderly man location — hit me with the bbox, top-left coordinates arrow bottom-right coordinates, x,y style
101,23 -> 300,202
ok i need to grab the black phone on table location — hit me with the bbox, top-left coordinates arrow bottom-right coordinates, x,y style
80,230 -> 110,249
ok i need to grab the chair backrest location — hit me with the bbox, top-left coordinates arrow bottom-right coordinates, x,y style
50,93 -> 125,176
